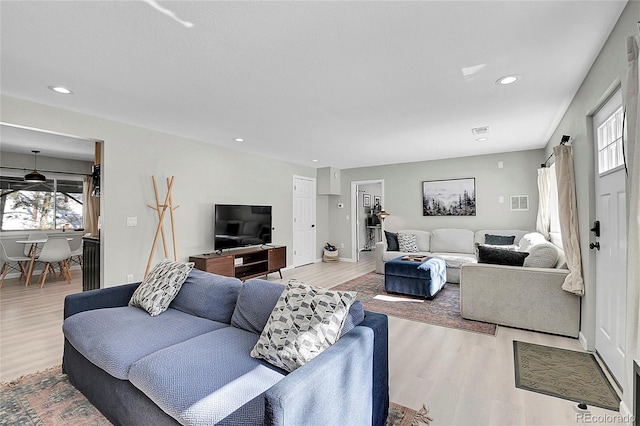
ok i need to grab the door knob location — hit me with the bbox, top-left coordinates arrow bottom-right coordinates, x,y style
590,242 -> 600,250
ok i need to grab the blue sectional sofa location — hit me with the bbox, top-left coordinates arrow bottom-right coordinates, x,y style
62,270 -> 389,426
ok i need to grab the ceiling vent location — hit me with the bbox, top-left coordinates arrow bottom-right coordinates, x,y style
471,126 -> 490,135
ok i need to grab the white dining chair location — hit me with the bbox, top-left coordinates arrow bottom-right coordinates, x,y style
0,241 -> 32,288
23,233 -> 42,258
67,235 -> 83,267
36,238 -> 72,288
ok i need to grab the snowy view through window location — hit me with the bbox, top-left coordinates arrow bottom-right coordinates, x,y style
0,177 -> 83,231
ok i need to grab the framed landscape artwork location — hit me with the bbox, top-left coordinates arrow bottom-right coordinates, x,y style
422,178 -> 476,216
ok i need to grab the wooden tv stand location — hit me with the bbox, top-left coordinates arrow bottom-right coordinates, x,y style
189,245 -> 286,281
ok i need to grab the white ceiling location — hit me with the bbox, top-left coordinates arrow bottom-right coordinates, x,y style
0,1 -> 628,169
0,124 -> 95,162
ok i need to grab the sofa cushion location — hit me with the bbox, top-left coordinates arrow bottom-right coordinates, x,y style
478,245 -> 529,266
231,279 -> 287,334
170,269 -> 242,323
484,234 -> 515,245
430,229 -> 475,254
63,306 -> 227,380
129,259 -> 194,317
409,230 -> 431,252
384,231 -> 399,251
128,326 -> 285,426
397,233 -> 419,252
432,253 -> 477,269
523,242 -> 559,268
231,279 -> 365,337
251,280 -> 356,372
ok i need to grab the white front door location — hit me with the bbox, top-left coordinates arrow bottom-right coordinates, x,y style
292,176 -> 316,267
593,88 -> 627,388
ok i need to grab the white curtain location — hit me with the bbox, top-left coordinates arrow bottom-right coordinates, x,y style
83,177 -> 100,237
624,33 -> 640,379
536,167 -> 551,239
554,145 -> 585,296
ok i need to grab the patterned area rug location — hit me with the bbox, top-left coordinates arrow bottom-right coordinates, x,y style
387,403 -> 433,426
0,366 -> 110,425
513,341 -> 620,411
332,272 -> 497,335
1,366 -> 431,426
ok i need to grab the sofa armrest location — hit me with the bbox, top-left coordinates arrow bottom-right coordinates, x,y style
375,241 -> 386,274
64,282 -> 141,319
359,311 -> 389,426
460,263 -> 579,337
264,326 -> 376,426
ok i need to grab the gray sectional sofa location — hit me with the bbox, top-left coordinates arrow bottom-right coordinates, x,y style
62,269 -> 389,426
376,228 -> 581,337
375,228 -> 532,283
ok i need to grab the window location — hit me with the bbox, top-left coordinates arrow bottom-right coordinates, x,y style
594,88 -> 625,175
0,176 -> 84,231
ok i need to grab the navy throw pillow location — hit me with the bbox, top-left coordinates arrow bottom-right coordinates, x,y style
385,231 -> 399,251
478,245 -> 529,266
485,234 -> 516,245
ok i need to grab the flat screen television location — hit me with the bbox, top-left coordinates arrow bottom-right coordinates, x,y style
214,204 -> 272,250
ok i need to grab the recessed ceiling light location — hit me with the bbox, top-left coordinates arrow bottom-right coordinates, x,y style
311,159 -> 319,162
48,85 -> 73,94
496,75 -> 519,85
476,137 -> 489,142
233,138 -> 244,142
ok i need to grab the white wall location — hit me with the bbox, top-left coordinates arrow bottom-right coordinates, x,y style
542,0 -> 639,410
1,95 -> 319,287
330,149 -> 543,255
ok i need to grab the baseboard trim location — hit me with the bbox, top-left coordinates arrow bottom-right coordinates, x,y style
579,331 -> 589,351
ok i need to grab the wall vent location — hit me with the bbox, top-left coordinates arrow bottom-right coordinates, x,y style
510,195 -> 529,211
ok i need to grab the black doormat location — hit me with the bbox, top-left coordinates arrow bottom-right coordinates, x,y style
513,341 -> 620,411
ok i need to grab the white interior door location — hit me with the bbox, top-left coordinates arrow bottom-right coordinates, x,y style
292,176 -> 316,267
593,88 -> 627,388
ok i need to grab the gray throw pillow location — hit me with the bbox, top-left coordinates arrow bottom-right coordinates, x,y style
477,245 -> 529,267
484,234 -> 516,245
129,259 -> 194,317
251,279 -> 356,372
385,231 -> 399,251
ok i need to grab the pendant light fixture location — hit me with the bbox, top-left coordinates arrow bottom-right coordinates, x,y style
24,150 -> 47,183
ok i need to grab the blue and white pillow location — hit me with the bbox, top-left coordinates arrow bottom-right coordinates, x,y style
251,279 -> 356,372
398,233 -> 419,252
129,259 -> 194,317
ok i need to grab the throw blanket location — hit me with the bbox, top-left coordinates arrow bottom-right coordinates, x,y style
417,257 -> 447,287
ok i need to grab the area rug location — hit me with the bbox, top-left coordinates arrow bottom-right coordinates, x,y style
387,403 -> 433,426
1,366 -> 431,426
0,366 -> 110,425
513,341 -> 620,411
332,272 -> 497,335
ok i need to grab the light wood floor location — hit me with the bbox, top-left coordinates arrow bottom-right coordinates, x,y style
0,253 -> 620,425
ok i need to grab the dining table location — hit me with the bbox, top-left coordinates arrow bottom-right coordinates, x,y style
15,237 -> 72,286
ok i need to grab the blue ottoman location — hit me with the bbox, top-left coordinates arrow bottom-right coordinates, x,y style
384,256 -> 447,299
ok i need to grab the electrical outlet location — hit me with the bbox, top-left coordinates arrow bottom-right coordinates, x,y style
126,217 -> 137,227
127,274 -> 134,282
